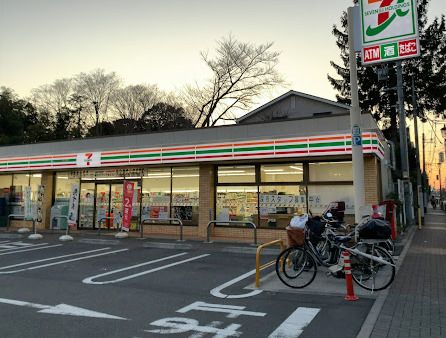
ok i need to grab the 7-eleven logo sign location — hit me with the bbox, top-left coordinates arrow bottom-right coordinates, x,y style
360,0 -> 416,44
76,152 -> 101,168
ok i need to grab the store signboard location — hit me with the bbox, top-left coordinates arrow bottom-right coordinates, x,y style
76,152 -> 101,168
360,0 -> 419,65
122,181 -> 135,232
24,186 -> 33,221
68,184 -> 79,227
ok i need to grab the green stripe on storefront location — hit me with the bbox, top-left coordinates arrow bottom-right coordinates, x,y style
101,155 -> 130,160
196,148 -> 232,155
7,161 -> 29,165
52,158 -> 76,163
28,160 -> 52,164
162,151 -> 195,157
309,141 -> 345,148
234,146 -> 274,152
275,144 -> 307,150
130,153 -> 161,159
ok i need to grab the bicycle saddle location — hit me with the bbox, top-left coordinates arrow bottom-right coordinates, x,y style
334,235 -> 352,243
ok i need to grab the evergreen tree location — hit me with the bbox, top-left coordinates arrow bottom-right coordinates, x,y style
328,0 -> 446,142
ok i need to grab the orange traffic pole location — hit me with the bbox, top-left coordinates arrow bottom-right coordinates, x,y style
343,250 -> 359,301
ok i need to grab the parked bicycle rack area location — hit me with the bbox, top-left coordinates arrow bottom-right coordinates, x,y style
255,239 -> 285,287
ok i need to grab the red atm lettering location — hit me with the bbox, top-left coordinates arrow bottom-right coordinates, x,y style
363,46 -> 381,62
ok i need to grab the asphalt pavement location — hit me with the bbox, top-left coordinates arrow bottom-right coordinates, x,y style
0,233 -> 374,338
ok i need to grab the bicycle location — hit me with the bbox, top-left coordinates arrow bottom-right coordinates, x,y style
275,221 -> 396,291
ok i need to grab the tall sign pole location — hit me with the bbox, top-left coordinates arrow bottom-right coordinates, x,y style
348,6 -> 366,224
359,0 -> 420,227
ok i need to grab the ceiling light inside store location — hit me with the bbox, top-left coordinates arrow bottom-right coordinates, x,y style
263,169 -> 284,172
218,170 -> 247,174
289,166 -> 303,171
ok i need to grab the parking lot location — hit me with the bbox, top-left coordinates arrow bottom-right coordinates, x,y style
0,234 -> 374,338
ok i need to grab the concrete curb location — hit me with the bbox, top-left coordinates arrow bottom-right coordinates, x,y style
356,225 -> 417,338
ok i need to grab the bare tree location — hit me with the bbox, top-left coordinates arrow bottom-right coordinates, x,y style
74,69 -> 120,135
31,78 -> 73,116
183,35 -> 284,127
111,84 -> 162,121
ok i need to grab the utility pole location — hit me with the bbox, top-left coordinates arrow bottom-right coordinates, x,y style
348,6 -> 366,224
93,101 -> 100,137
396,61 -> 412,226
411,77 -> 423,228
422,132 -> 427,213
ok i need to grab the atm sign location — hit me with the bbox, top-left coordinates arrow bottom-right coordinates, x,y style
362,38 -> 419,65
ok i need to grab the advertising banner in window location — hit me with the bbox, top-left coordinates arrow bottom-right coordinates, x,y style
24,186 -> 33,221
122,181 -> 135,232
68,184 -> 80,227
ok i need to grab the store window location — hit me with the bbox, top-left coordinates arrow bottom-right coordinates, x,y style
172,167 -> 199,225
55,173 -> 80,203
261,164 -> 303,183
259,185 -> 306,228
142,168 -> 172,221
11,174 -> 29,204
29,173 -> 42,200
216,186 -> 258,225
309,162 -> 353,182
218,165 -> 256,184
307,185 -> 354,215
0,175 -> 12,198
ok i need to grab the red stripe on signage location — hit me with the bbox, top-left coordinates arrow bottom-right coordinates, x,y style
6,166 -> 29,169
129,149 -> 161,154
52,163 -> 77,167
100,160 -> 130,165
28,165 -> 53,168
129,158 -> 161,163
195,154 -> 233,159
308,135 -> 345,142
275,150 -> 309,155
52,154 -> 77,159
162,156 -> 196,161
274,138 -> 308,144
195,143 -> 233,149
309,149 -> 348,153
233,141 -> 272,147
102,151 -> 130,155
233,152 -> 275,157
163,146 -> 196,152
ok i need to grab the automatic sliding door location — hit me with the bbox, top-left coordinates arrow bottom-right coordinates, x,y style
96,184 -> 111,229
79,182 -> 95,229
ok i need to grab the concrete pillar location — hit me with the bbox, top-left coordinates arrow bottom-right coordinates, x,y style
198,164 -> 215,238
40,171 -> 54,229
364,157 -> 379,205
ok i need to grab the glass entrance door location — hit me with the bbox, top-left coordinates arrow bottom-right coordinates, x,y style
79,182 -> 95,229
94,181 -> 140,230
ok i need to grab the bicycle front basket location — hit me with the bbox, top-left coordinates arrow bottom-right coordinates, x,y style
286,226 -> 305,247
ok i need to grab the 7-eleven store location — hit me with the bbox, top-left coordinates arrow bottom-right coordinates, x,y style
0,92 -> 392,243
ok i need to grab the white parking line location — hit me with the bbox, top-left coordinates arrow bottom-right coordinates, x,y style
268,307 -> 320,338
0,241 -> 11,244
0,242 -> 48,252
210,269 -> 263,299
83,253 -> 210,285
0,247 -> 128,274
0,244 -> 63,256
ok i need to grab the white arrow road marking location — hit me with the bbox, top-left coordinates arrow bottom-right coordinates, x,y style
0,244 -> 63,256
0,297 -> 127,320
0,242 -> 49,252
210,269 -> 263,299
0,247 -> 128,274
267,307 -> 320,338
83,253 -> 210,285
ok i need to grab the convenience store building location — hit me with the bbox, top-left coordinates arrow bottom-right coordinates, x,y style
0,91 -> 392,243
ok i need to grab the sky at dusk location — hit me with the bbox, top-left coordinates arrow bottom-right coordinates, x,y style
0,0 -> 445,188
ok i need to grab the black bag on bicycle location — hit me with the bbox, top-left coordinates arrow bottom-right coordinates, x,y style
306,216 -> 325,244
357,218 -> 391,239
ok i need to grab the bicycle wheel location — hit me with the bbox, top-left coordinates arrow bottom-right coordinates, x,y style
275,246 -> 317,288
350,245 -> 395,291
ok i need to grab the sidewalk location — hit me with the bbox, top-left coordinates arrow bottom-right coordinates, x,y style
368,209 -> 446,338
